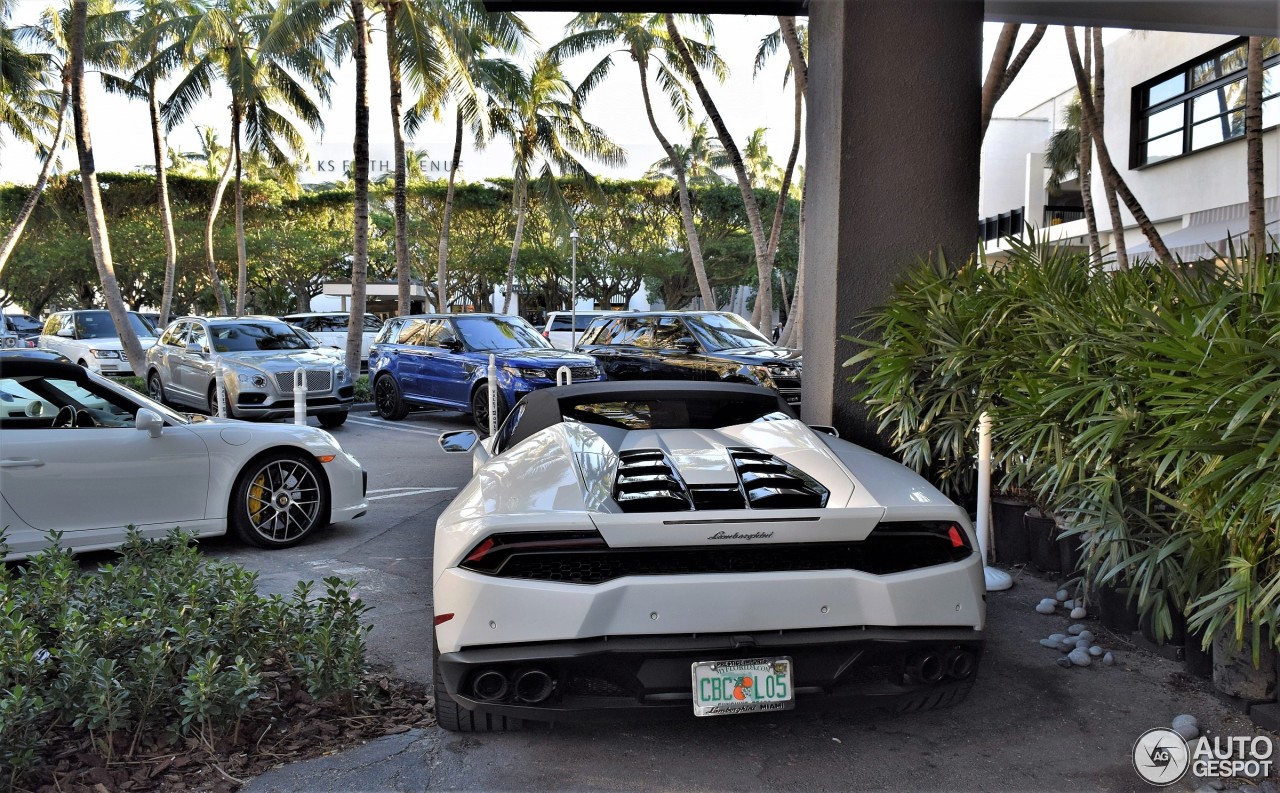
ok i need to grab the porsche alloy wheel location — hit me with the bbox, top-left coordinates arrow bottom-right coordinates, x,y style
231,453 -> 327,549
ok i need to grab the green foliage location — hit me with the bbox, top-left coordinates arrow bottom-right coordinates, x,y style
0,529 -> 370,785
354,374 -> 370,402
846,239 -> 1280,652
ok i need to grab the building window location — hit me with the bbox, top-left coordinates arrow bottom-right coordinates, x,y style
1134,37 -> 1280,167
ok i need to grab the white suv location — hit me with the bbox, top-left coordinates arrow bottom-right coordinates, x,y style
542,311 -> 609,350
38,310 -> 158,375
283,312 -> 384,369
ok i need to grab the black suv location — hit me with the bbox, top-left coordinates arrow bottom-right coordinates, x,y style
575,311 -> 802,407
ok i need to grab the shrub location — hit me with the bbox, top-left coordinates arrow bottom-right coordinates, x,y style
0,529 -> 371,786
355,374 -> 370,402
846,240 -> 1280,652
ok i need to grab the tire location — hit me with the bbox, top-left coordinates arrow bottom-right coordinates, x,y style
374,374 -> 409,421
318,411 -> 348,429
229,452 -> 329,549
147,371 -> 167,405
433,637 -> 522,733
470,382 -> 507,435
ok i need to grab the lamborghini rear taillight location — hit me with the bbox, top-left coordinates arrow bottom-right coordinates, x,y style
862,521 -> 973,572
459,531 -> 608,576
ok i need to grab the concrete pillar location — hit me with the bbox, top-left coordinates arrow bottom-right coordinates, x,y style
803,0 -> 983,452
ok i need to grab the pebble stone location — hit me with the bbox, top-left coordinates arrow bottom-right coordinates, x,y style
1056,657 -> 1072,668
1205,781 -> 1225,791
1172,714 -> 1198,728
1070,607 -> 1087,620
1068,624 -> 1085,635
1063,599 -> 1075,609
1088,645 -> 1104,657
1172,721 -> 1199,740
1048,633 -> 1067,642
1036,602 -> 1056,614
1039,639 -> 1059,648
1056,589 -> 1070,602
1079,630 -> 1094,643
1060,638 -> 1076,649
1196,787 -> 1219,793
1102,652 -> 1115,666
1068,648 -> 1092,667
1075,638 -> 1090,650
1256,781 -> 1277,793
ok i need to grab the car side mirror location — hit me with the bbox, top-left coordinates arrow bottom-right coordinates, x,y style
136,408 -> 164,438
439,430 -> 478,453
809,424 -> 840,438
185,342 -> 206,357
675,336 -> 699,352
56,327 -> 75,338
443,339 -> 463,352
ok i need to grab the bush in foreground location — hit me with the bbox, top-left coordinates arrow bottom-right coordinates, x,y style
0,529 -> 371,787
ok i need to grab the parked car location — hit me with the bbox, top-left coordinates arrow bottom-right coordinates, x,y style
3,313 -> 44,341
0,351 -> 367,560
145,316 -> 354,427
283,312 -> 384,369
541,310 -> 609,350
38,310 -> 159,375
369,313 -> 604,432
575,311 -> 802,407
430,381 -> 984,730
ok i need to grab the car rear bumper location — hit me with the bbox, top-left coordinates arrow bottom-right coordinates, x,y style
437,626 -> 983,722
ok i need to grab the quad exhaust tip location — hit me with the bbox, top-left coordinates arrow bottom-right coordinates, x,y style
947,650 -> 976,680
471,669 -> 510,702
908,653 -> 945,684
514,669 -> 555,704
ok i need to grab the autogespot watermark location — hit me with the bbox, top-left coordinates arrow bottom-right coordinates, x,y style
1133,728 -> 1274,786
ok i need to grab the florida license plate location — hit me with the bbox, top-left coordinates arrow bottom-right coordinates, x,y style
691,657 -> 794,717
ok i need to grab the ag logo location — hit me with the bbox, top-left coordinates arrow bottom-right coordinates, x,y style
1133,728 -> 1190,785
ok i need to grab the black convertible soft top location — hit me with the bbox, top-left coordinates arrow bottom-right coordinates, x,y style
504,381 -> 796,449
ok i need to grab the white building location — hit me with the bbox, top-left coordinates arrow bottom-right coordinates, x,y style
981,31 -> 1279,261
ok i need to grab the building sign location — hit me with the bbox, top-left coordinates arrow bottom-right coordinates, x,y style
307,146 -> 460,180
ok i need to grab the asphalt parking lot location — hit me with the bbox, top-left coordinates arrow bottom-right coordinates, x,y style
206,410 -> 1275,793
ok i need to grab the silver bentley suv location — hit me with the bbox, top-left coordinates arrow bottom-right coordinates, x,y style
144,316 -> 354,427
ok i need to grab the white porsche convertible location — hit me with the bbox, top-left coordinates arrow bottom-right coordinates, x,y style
0,351 -> 367,560
433,382 -> 985,731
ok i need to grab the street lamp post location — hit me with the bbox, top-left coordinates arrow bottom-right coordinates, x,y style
569,227 -> 579,349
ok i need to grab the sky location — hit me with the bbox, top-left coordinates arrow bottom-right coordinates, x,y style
0,3 -> 1090,186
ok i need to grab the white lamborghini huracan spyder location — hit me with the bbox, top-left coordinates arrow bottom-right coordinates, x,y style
433,382 -> 984,731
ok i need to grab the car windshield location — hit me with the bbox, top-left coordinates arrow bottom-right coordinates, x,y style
455,316 -> 549,351
209,322 -> 309,352
687,314 -> 775,351
562,396 -> 791,430
75,311 -> 155,340
9,316 -> 42,333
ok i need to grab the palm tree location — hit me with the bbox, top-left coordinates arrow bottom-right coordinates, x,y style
1091,28 -> 1126,269
741,127 -> 777,188
551,12 -> 723,309
409,49 -> 523,314
979,23 -> 1047,140
103,0 -> 191,325
666,13 -> 787,332
645,120 -> 728,186
374,0 -> 526,316
168,0 -> 330,315
69,0 -> 147,373
1063,26 -> 1170,262
485,51 -> 625,314
1245,36 -> 1265,254
0,3 -> 63,277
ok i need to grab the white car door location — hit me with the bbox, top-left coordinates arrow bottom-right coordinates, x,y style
0,372 -> 210,534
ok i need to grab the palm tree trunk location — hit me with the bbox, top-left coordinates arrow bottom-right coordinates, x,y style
1246,36 -> 1265,256
437,109 -> 463,314
502,178 -> 527,314
204,144 -> 233,315
980,24 -> 1048,140
0,77 -> 70,278
69,0 -> 145,373
779,174 -> 805,349
348,0 -> 370,376
1093,28 -> 1127,270
233,111 -> 247,316
1064,27 -> 1171,262
1078,31 -> 1102,265
635,57 -> 713,308
386,0 -> 411,315
150,75 -> 179,324
765,16 -> 804,295
666,14 -> 772,332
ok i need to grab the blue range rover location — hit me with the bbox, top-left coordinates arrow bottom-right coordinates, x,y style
369,313 -> 604,431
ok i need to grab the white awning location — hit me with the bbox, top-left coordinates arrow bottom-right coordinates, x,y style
1128,216 -> 1279,261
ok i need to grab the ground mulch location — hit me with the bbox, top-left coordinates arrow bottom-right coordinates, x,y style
19,674 -> 433,793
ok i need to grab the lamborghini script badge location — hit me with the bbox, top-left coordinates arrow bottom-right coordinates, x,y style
707,531 -> 775,541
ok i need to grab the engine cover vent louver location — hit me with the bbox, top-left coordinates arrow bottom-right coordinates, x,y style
613,450 -> 691,513
729,448 -> 829,509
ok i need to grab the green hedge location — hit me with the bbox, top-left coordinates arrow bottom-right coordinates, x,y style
846,239 -> 1280,651
0,530 -> 370,786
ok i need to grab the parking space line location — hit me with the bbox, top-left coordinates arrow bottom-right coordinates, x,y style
347,416 -> 444,437
366,487 -> 457,501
